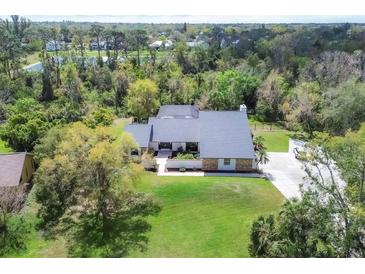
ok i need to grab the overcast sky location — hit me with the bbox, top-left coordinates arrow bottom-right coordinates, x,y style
2,0 -> 365,16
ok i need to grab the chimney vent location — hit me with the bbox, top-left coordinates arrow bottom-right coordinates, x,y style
239,104 -> 247,112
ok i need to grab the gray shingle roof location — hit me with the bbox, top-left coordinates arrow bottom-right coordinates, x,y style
157,105 -> 199,119
125,106 -> 255,159
148,117 -> 200,142
0,153 -> 26,187
124,124 -> 152,147
199,111 -> 255,158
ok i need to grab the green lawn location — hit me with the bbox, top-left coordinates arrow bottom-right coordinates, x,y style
249,117 -> 290,152
254,131 -> 290,152
130,174 -> 285,258
0,140 -> 12,153
8,173 -> 284,258
24,52 -> 41,65
112,117 -> 132,137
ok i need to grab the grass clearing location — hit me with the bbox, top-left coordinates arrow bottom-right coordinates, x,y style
254,131 -> 290,152
9,173 -> 284,258
112,117 -> 132,137
6,185 -> 67,258
249,117 -> 291,152
24,52 -> 41,65
0,140 -> 13,153
130,173 -> 285,258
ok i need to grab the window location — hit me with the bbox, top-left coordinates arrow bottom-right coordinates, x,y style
186,142 -> 198,152
223,159 -> 231,166
159,142 -> 172,150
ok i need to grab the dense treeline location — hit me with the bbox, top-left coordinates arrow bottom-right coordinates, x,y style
1,17 -> 365,144
1,16 -> 365,257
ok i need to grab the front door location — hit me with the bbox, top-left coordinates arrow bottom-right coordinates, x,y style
159,142 -> 172,150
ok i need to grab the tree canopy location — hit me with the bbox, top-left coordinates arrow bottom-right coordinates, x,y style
34,122 -> 160,257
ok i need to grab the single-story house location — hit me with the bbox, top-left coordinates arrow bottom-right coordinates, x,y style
0,152 -> 35,187
90,41 -> 106,51
186,40 -> 209,48
125,105 -> 256,172
45,40 -> 66,52
149,40 -> 173,50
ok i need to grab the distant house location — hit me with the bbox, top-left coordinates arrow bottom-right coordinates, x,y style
232,39 -> 240,46
220,38 -> 228,48
23,56 -> 125,73
90,40 -> 110,51
125,105 -> 256,172
0,153 -> 35,187
149,40 -> 173,50
45,40 -> 65,52
90,40 -> 123,51
186,40 -> 209,49
90,41 -> 99,50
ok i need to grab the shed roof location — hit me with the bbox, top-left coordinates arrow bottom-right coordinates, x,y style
0,153 -> 27,187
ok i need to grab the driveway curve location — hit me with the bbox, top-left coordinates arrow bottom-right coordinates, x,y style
262,139 -> 308,199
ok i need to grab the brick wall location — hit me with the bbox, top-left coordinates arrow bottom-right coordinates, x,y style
202,158 -> 218,171
235,159 -> 253,172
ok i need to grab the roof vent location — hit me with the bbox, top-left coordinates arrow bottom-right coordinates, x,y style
239,104 -> 247,112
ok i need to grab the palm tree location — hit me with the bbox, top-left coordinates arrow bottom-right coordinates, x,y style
257,149 -> 269,165
89,24 -> 105,67
254,136 -> 269,165
249,214 -> 277,257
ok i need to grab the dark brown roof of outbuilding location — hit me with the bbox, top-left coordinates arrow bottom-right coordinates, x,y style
0,152 -> 27,187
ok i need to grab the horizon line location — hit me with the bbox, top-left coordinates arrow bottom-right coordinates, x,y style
1,15 -> 365,24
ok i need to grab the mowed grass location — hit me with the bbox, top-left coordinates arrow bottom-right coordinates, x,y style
112,117 -> 132,137
130,174 -> 285,258
254,131 -> 290,152
8,173 -> 284,258
249,117 -> 290,152
0,140 -> 13,153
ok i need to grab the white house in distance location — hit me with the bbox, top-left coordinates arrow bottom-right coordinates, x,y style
149,40 -> 173,50
45,40 -> 65,52
125,104 -> 257,172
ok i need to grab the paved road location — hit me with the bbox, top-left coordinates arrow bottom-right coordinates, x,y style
261,139 -> 308,199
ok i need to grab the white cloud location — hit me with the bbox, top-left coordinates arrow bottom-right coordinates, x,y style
1,0 -> 365,15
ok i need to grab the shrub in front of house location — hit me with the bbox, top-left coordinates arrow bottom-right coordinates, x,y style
175,153 -> 197,160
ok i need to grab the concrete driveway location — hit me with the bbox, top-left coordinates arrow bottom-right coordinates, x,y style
261,139 -> 308,199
